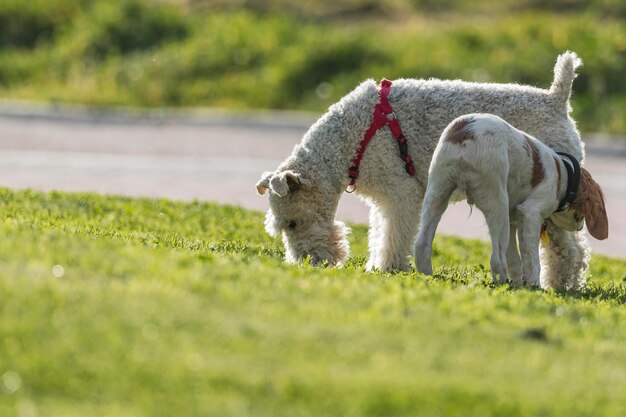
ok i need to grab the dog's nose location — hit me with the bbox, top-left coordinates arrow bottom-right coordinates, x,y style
309,255 -> 333,267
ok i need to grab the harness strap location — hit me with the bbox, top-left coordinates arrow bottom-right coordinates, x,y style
346,79 -> 416,192
555,151 -> 581,212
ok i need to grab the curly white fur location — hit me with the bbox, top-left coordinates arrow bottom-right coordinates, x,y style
257,52 -> 588,289
540,222 -> 590,290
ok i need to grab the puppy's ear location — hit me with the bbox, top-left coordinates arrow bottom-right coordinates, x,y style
256,171 -> 274,195
269,170 -> 310,197
577,168 -> 608,240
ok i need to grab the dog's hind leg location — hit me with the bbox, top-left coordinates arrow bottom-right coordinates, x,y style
414,175 -> 456,276
540,222 -> 590,290
471,178 -> 510,284
515,201 -> 543,287
506,223 -> 523,286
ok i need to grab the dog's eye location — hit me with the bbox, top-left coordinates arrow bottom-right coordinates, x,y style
287,221 -> 297,230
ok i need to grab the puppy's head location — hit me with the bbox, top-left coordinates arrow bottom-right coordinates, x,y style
551,167 -> 608,240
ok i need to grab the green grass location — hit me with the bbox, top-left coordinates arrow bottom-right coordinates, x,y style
2,0 -> 626,134
0,188 -> 625,416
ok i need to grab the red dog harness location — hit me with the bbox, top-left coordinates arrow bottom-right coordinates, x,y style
346,79 -> 415,192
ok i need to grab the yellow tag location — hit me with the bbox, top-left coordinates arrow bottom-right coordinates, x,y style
540,227 -> 550,245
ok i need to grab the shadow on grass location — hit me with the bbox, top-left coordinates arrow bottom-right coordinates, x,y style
556,281 -> 626,304
207,241 -> 283,260
211,242 -> 626,304
429,265 -> 626,304
381,261 -> 626,304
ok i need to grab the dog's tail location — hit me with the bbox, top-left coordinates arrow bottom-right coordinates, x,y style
549,51 -> 583,105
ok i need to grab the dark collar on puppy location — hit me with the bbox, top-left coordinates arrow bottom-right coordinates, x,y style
555,152 -> 581,212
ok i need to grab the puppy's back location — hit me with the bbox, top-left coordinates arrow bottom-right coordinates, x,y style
433,113 -> 540,205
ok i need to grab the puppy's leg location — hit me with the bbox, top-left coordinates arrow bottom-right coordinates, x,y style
506,222 -> 523,286
414,176 -> 455,276
515,202 -> 543,287
474,190 -> 510,284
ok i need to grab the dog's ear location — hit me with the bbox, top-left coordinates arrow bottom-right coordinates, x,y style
576,168 -> 608,240
269,170 -> 310,197
256,171 -> 274,195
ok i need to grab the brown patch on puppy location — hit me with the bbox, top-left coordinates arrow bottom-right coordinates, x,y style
523,134 -> 545,188
553,156 -> 562,199
445,116 -> 475,145
570,168 -> 608,240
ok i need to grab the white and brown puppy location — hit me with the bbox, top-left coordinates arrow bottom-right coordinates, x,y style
414,113 -> 608,287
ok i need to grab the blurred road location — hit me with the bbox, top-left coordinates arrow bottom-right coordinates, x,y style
0,102 -> 624,258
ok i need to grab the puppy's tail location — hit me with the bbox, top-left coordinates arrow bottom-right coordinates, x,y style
549,51 -> 583,106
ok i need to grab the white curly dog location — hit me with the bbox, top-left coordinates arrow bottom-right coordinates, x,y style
257,51 -> 589,290
414,113 -> 608,287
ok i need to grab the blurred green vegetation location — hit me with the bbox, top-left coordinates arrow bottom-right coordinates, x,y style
1,0 -> 626,134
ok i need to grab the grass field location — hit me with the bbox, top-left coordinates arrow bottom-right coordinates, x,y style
1,0 -> 626,134
0,188 -> 624,416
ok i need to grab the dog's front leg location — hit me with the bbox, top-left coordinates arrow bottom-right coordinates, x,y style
365,198 -> 417,272
366,204 -> 384,271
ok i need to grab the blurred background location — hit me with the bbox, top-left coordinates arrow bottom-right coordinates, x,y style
1,0 -> 626,134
